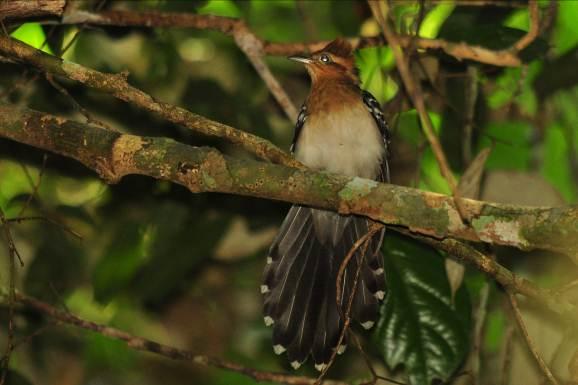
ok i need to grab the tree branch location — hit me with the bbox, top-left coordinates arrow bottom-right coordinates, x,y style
0,35 -> 301,169
368,0 -> 458,191
232,22 -> 298,121
50,9 -> 528,67
6,292 -> 347,385
0,103 -> 576,258
507,291 -> 561,385
512,0 -> 540,52
405,232 -> 575,318
0,0 -> 65,23
59,9 -> 299,121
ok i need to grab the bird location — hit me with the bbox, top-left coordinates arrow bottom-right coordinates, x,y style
261,38 -> 391,371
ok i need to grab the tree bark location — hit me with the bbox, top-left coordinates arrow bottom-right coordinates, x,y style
0,103 -> 576,257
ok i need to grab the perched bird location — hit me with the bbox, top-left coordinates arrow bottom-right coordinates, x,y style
261,39 -> 391,371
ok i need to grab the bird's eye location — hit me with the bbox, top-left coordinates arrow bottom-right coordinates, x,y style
319,54 -> 331,63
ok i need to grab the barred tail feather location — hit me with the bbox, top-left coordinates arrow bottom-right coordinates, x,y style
263,205 -> 386,370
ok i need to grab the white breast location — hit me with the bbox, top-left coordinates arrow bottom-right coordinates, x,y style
294,103 -> 384,179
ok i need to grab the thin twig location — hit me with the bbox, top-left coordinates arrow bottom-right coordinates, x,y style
316,222 -> 385,383
554,279 -> 578,295
45,73 -> 114,130
349,332 -> 405,385
463,65 -> 479,165
470,279 -> 490,385
335,223 -> 383,309
368,0 -> 472,223
368,0 -> 456,187
0,208 -> 21,385
512,0 -> 540,52
46,10 -> 529,67
232,23 -> 298,121
400,231 -> 577,319
316,233 -> 373,385
7,216 -> 82,239
58,9 -> 298,121
17,153 -> 47,216
295,0 -> 319,42
5,292 -> 348,385
500,313 -> 515,385
506,291 -> 560,385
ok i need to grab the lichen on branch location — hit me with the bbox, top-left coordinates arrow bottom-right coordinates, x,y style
0,104 -> 576,257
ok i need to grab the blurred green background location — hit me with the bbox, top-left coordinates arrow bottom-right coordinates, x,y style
1,1 -> 578,384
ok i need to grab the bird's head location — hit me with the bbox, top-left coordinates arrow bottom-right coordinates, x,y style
289,38 -> 358,84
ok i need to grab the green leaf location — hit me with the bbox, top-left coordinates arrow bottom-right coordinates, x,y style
484,309 -> 505,353
541,123 -> 576,202
84,333 -> 136,370
487,62 -> 541,116
419,2 -> 455,39
479,121 -> 532,171
197,0 -> 241,17
419,148 -> 452,195
93,221 -> 149,303
10,23 -> 52,54
375,233 -> 471,385
357,46 -> 397,103
553,0 -> 578,55
0,160 -> 38,213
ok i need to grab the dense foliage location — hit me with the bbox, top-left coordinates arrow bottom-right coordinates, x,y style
1,1 -> 577,385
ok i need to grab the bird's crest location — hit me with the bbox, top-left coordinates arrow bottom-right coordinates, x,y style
320,38 -> 353,58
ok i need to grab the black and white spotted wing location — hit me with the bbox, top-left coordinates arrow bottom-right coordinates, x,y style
262,94 -> 389,371
362,90 -> 391,183
290,104 -> 308,154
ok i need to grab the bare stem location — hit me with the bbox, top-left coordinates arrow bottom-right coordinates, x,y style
506,291 -> 560,385
7,293 -> 348,385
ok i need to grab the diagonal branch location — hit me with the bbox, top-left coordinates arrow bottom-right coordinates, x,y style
59,9 -> 299,121
368,0 -> 463,216
405,232 -> 575,319
0,35 -> 300,169
232,22 -> 298,121
512,0 -> 540,52
6,292 -> 348,385
0,103 -> 576,258
507,291 -> 561,385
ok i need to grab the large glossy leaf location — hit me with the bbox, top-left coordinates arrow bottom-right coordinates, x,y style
375,233 -> 471,385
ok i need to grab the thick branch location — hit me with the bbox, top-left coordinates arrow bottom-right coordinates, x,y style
0,35 -> 300,169
0,104 -> 576,257
7,292 -> 346,385
0,0 -> 65,23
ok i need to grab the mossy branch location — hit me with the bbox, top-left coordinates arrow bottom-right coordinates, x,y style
0,103 -> 576,258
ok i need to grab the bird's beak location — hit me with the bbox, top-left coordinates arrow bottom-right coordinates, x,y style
288,55 -> 313,64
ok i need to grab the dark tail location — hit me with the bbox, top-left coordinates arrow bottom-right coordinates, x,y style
262,205 -> 385,370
